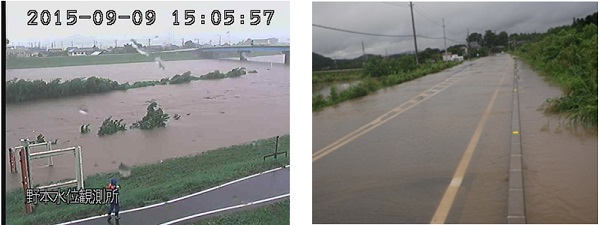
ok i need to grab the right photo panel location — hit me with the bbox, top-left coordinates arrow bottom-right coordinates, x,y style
312,2 -> 597,224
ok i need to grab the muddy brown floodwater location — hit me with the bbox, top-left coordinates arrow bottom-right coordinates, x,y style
517,60 -> 597,223
5,55 -> 289,191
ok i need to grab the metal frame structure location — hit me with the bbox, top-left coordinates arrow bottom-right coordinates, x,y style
18,139 -> 84,213
263,136 -> 287,160
12,141 -> 55,168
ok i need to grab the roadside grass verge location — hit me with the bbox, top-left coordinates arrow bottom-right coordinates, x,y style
6,135 -> 290,225
193,200 -> 289,225
313,61 -> 461,111
514,23 -> 597,128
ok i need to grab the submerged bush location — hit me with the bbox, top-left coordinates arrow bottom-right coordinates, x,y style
131,101 -> 170,130
98,117 -> 126,136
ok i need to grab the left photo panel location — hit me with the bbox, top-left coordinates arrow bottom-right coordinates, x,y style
3,1 -> 290,224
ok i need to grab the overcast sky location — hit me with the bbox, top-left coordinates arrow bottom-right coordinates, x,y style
7,1 -> 289,48
313,2 -> 597,59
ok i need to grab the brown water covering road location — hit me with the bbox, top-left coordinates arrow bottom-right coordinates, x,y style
517,60 -> 598,223
6,56 -> 289,191
313,54 -> 597,223
313,55 -> 514,223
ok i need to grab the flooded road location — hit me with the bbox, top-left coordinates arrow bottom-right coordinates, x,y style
6,55 -> 289,191
313,54 -> 597,223
517,60 -> 597,223
313,55 -> 514,223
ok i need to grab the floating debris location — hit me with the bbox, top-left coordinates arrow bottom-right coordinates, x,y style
80,124 -> 91,134
118,163 -> 131,178
155,57 -> 165,70
78,104 -> 89,115
130,39 -> 149,57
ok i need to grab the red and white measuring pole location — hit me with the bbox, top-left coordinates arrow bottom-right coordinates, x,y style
19,139 -> 33,214
9,148 -> 17,173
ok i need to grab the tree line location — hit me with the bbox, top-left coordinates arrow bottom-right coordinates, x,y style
6,68 -> 249,103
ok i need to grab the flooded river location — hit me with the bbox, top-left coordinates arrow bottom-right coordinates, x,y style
6,55 -> 289,191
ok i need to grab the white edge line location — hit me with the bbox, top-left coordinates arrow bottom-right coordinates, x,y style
159,193 -> 290,225
56,165 -> 290,225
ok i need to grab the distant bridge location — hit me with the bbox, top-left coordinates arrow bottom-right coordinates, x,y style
198,45 -> 290,64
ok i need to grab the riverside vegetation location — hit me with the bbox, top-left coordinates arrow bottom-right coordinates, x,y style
6,68 -> 250,103
96,101 -> 170,136
313,55 -> 460,111
514,12 -> 597,128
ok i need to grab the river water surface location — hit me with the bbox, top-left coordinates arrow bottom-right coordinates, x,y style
6,55 -> 289,191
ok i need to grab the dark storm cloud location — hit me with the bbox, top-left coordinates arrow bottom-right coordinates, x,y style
313,2 -> 598,59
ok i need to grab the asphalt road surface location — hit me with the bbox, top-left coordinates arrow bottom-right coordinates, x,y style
313,55 -> 516,223
60,167 -> 289,225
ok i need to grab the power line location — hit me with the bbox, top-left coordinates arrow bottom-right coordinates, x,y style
381,2 -> 408,7
415,5 -> 467,40
313,24 -> 414,38
314,23 -> 446,41
414,6 -> 442,27
447,38 -> 463,44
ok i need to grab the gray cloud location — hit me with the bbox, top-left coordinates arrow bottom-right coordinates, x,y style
313,2 -> 597,59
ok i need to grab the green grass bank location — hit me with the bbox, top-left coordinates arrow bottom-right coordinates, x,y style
193,200 -> 289,225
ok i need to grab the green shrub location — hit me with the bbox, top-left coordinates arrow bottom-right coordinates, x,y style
515,22 -> 597,127
130,101 -> 170,130
98,117 -> 126,136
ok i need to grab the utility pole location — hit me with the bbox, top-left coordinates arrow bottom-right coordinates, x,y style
115,40 -> 117,48
409,1 -> 419,65
148,38 -> 151,47
443,18 -> 447,58
362,41 -> 367,61
466,28 -> 470,59
467,28 -> 469,44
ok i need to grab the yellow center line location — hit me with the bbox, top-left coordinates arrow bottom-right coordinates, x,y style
312,74 -> 469,163
430,72 -> 507,224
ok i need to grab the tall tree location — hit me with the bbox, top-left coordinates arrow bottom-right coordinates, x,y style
467,33 -> 483,46
496,31 -> 509,46
183,40 -> 196,49
483,30 -> 497,48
